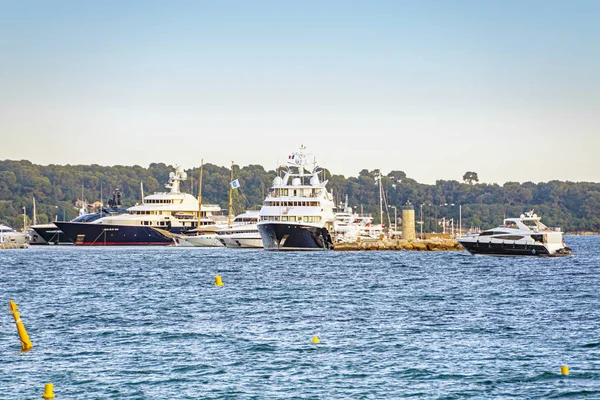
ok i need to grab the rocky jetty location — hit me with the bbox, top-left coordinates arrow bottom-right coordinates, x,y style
333,238 -> 463,252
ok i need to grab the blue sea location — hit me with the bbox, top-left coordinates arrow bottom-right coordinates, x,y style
1,236 -> 599,399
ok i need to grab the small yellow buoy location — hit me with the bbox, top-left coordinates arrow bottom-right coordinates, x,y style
8,300 -> 33,352
215,275 -> 223,286
311,335 -> 320,343
561,365 -> 569,375
42,383 -> 55,399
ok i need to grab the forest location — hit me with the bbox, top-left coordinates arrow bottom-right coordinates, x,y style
1,159 -> 599,233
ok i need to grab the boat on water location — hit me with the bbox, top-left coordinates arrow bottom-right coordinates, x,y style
457,211 -> 572,257
169,160 -> 227,247
217,210 -> 262,248
174,227 -> 225,247
29,192 -> 127,245
55,166 -> 222,246
0,225 -> 29,249
257,145 -> 335,250
212,162 -> 263,249
332,199 -> 384,243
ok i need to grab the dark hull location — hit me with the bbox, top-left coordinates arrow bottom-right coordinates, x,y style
459,240 -> 550,256
258,222 -> 333,250
30,225 -> 73,245
54,222 -> 173,246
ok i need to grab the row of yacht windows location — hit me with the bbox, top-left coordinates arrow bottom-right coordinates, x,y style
141,221 -> 170,226
272,188 -> 322,197
261,216 -> 321,223
132,211 -> 195,218
145,199 -> 175,204
266,201 -> 320,207
217,230 -> 260,235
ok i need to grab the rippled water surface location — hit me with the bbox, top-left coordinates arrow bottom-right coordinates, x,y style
1,236 -> 600,399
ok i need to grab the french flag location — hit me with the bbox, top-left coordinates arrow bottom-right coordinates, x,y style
288,155 -> 295,159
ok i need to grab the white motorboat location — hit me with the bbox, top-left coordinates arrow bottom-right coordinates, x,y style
0,225 -> 29,249
174,227 -> 225,247
216,211 -> 262,248
457,210 -> 572,256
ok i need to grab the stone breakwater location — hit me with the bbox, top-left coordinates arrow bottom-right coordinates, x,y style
334,238 -> 464,251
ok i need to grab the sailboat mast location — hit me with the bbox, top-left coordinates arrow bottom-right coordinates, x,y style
228,161 -> 234,228
378,172 -> 383,227
197,160 -> 204,227
32,196 -> 37,226
140,181 -> 144,204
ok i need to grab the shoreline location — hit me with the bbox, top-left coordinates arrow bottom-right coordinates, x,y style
334,238 -> 463,251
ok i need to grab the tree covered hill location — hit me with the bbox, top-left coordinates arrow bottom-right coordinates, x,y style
1,159 -> 599,233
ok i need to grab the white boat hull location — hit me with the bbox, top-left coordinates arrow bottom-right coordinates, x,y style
218,235 -> 264,248
175,234 -> 224,247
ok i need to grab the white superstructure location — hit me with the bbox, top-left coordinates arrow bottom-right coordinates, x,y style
94,166 -> 221,231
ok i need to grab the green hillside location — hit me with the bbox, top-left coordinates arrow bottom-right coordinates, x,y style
1,160 -> 599,233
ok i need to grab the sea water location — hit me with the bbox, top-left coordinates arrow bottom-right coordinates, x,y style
1,236 -> 599,399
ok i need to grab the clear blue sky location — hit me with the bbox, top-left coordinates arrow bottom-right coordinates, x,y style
1,1 -> 598,183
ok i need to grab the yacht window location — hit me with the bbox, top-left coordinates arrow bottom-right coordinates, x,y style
496,235 -> 525,241
480,231 -> 509,236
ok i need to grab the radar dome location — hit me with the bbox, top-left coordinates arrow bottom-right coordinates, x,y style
273,176 -> 283,186
310,175 -> 320,186
181,171 -> 188,179
292,178 -> 301,186
169,172 -> 175,179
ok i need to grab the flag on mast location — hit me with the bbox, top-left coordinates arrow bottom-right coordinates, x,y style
230,179 -> 240,189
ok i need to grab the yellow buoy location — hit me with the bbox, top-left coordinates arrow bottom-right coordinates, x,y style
561,365 -> 569,375
8,300 -> 33,352
42,383 -> 55,399
215,275 -> 223,286
311,335 -> 320,343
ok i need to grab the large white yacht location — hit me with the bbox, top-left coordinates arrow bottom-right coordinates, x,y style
216,210 -> 262,248
458,211 -> 572,256
55,166 -> 222,245
257,146 -> 335,250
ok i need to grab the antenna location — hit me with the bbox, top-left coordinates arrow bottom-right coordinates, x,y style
228,161 -> 234,228
197,159 -> 204,227
32,196 -> 37,226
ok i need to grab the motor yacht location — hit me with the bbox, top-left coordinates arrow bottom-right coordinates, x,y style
0,225 -> 29,249
457,211 -> 571,256
55,166 -> 222,245
257,145 -> 335,250
216,210 -> 262,248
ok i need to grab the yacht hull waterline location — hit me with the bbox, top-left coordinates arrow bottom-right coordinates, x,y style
54,222 -> 173,246
459,241 -> 552,256
29,224 -> 73,245
258,222 -> 333,250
